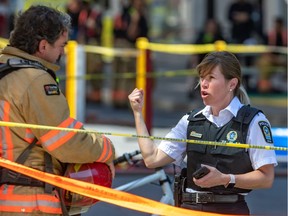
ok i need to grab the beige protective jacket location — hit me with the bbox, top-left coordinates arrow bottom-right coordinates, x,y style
0,46 -> 115,214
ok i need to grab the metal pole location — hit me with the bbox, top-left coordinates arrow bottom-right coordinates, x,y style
136,38 -> 152,133
65,40 -> 86,122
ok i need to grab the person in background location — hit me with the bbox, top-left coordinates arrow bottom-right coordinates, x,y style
256,17 -> 287,93
77,0 -> 106,103
66,0 -> 82,40
228,0 -> 258,91
228,0 -> 255,44
113,0 -> 149,108
129,51 -> 277,215
186,19 -> 225,98
0,5 -> 115,215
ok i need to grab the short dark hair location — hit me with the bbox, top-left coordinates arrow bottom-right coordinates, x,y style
9,5 -> 71,54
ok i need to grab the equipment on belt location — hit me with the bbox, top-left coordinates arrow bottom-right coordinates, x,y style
62,162 -> 112,215
182,192 -> 245,204
174,168 -> 187,207
173,167 -> 245,207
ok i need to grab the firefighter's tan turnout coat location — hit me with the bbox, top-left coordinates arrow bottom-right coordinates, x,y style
0,46 -> 115,215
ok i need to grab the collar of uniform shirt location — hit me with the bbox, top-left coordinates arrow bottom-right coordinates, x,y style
200,97 -> 243,127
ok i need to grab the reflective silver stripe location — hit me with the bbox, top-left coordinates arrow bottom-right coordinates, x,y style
1,185 -> 9,195
42,120 -> 78,148
25,130 -> 35,139
0,197 -> 61,209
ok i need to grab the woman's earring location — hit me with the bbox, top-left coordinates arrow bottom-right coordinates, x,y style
229,89 -> 233,92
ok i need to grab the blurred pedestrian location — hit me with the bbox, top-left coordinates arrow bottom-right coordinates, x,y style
77,0 -> 107,103
187,19 -> 226,98
66,0 -> 82,40
228,0 -> 255,44
0,5 -> 115,215
129,51 -> 277,215
113,0 -> 149,108
228,0 -> 258,90
256,16 -> 287,93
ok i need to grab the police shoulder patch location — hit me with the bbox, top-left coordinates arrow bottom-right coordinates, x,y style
258,121 -> 273,143
44,84 -> 60,96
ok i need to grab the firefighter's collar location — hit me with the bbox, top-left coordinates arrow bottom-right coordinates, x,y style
1,46 -> 60,72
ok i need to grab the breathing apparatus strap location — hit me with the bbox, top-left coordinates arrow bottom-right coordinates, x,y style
0,58 -> 58,83
0,139 -> 69,216
0,139 -> 54,191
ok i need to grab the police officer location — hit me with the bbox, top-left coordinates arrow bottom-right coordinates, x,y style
0,5 -> 115,215
128,51 -> 277,215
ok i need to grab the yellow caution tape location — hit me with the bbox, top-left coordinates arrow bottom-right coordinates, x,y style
146,41 -> 287,55
84,44 -> 139,57
1,37 -> 286,55
0,121 -> 286,151
148,43 -> 216,54
0,157 -> 231,216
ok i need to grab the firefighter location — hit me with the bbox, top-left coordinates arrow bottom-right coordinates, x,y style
0,5 -> 115,215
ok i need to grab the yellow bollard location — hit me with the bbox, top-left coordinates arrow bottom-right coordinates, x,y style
65,40 -> 78,118
214,40 -> 227,51
136,37 -> 151,130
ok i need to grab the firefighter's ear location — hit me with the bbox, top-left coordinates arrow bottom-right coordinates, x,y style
38,39 -> 48,53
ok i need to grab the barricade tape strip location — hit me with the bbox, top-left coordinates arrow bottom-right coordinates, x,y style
147,42 -> 287,55
84,44 -> 139,57
0,157 -> 225,216
0,121 -> 286,151
1,37 -> 287,55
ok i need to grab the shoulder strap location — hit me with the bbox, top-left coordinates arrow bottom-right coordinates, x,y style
15,138 -> 38,164
0,63 -> 19,80
234,105 -> 262,125
1,138 -> 55,193
0,58 -> 58,82
187,108 -> 205,121
234,105 -> 262,144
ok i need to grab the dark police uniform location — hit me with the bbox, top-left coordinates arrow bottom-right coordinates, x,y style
158,97 -> 277,215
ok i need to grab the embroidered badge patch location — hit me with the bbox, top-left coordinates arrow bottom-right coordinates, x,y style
190,131 -> 202,138
258,121 -> 273,143
44,84 -> 60,96
226,131 -> 238,142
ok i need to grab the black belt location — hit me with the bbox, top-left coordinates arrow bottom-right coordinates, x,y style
0,167 -> 45,187
182,192 -> 245,204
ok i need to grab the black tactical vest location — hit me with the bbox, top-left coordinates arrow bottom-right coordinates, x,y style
186,105 -> 261,194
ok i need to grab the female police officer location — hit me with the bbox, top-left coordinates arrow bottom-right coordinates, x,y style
128,51 -> 277,215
